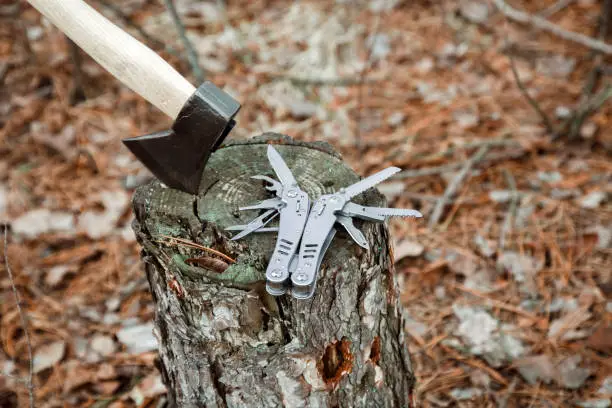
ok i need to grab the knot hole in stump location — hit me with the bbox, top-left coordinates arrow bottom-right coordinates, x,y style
317,337 -> 354,388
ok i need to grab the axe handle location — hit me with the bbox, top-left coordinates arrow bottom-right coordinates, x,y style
27,0 -> 195,119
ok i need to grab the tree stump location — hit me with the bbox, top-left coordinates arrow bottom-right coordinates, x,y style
131,134 -> 415,407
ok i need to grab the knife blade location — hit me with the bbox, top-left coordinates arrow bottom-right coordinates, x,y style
343,167 -> 400,200
267,145 -> 298,187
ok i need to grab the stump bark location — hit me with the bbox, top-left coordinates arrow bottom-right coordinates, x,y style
131,134 -> 415,407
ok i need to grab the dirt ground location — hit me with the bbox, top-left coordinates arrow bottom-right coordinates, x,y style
1,0 -> 611,407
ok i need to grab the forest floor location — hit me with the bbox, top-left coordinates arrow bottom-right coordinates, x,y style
1,0 -> 611,407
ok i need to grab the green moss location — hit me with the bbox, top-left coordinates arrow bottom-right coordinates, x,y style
171,253 -> 264,286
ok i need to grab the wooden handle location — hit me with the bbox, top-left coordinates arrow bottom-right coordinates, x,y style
27,0 -> 195,119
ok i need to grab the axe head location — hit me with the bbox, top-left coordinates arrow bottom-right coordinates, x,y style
123,82 -> 240,194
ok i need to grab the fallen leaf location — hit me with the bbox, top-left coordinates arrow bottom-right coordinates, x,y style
377,182 -> 405,201
555,355 -> 592,389
90,334 -> 117,357
12,209 -> 75,238
45,265 -> 74,287
536,55 -> 576,78
578,191 -> 608,209
587,325 -> 612,353
459,0 -> 490,23
63,360 -> 94,392
186,257 -> 229,273
516,354 -> 555,385
117,322 -> 158,354
449,387 -> 483,401
94,381 -> 122,395
598,376 -> 612,395
394,240 -> 424,261
33,341 -> 66,373
498,251 -> 542,295
577,400 -> 611,408
453,305 -> 526,367
548,308 -> 592,341
78,190 -> 130,239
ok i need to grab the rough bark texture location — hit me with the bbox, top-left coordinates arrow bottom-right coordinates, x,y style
131,134 -> 415,408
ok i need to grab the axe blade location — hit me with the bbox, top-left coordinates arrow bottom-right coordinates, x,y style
123,81 -> 240,194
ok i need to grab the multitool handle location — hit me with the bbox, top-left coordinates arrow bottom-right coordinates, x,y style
291,197 -> 340,298
27,0 -> 194,119
266,191 -> 309,294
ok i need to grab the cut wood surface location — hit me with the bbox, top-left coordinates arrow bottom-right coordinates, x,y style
131,134 -> 415,407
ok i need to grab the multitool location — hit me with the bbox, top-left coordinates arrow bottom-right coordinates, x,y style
227,146 -> 423,299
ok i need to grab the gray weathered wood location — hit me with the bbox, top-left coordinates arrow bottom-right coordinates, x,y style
131,134 -> 415,407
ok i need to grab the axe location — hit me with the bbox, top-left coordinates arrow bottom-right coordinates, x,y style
27,0 -> 241,194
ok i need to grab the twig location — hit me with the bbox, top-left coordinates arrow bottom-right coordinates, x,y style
95,0 -> 183,61
565,84 -> 612,139
428,146 -> 490,228
392,148 -> 526,180
499,169 -> 518,249
492,0 -> 612,54
270,74 -> 380,87
453,283 -> 539,320
497,377 -> 519,408
400,191 -> 481,205
356,11 -> 382,148
538,0 -> 575,19
508,54 -> 556,135
393,162 -> 464,179
1,373 -> 29,384
3,227 -> 34,408
67,37 -> 86,104
156,235 -> 236,264
575,83 -> 612,120
564,0 -> 612,139
162,0 -> 204,83
413,137 -> 519,162
585,0 -> 611,96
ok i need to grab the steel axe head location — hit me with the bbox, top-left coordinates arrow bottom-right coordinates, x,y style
123,81 -> 241,194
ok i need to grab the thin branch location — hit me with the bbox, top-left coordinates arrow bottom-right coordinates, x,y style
508,54 -> 556,135
584,0 -> 612,97
392,145 -> 525,180
393,162 -> 464,179
538,0 -> 575,19
3,227 -> 34,408
499,169 -> 518,249
162,0 -> 204,83
428,145 -> 490,228
415,137 -> 519,162
568,84 -> 612,138
270,74 -> 380,87
67,37 -> 86,104
156,235 -> 236,263
564,0 -> 612,139
356,11 -> 382,148
492,0 -> 612,54
95,0 -> 183,61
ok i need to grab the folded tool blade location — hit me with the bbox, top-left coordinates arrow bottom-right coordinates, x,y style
229,209 -> 279,240
341,203 -> 423,221
264,146 -> 309,295
343,167 -> 400,200
267,145 -> 297,187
